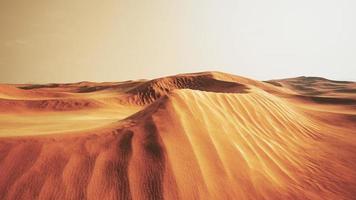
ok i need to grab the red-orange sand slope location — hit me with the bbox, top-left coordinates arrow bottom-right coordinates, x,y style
0,72 -> 355,200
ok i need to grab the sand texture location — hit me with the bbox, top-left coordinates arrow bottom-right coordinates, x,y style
0,72 -> 356,200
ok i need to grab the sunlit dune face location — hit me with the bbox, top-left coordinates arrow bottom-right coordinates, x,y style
0,72 -> 355,200
0,82 -> 142,136
0,109 -> 135,137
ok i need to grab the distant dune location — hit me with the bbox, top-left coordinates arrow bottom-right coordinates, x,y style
0,72 -> 355,200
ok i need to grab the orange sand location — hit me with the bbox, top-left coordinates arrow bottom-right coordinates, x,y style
0,72 -> 355,199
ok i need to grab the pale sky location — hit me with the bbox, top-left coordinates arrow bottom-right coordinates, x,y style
0,0 -> 355,83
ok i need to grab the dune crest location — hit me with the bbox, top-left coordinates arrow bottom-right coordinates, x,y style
0,72 -> 355,199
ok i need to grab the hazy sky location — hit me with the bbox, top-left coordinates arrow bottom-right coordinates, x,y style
0,0 -> 355,83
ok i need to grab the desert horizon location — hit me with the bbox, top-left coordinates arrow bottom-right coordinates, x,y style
0,71 -> 355,199
2,73 -> 356,85
1,0 -> 356,199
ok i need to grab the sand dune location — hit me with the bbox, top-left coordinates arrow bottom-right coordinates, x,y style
0,72 -> 355,199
